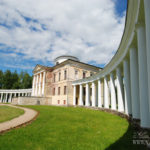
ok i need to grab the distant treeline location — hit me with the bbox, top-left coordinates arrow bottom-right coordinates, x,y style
0,70 -> 32,89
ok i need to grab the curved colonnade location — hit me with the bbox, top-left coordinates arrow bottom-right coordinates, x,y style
0,89 -> 32,103
72,0 -> 150,128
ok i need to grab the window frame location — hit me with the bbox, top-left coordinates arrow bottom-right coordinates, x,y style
64,70 -> 67,80
64,86 -> 67,95
58,87 -> 61,95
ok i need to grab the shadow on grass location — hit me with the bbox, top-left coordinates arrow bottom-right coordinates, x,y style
105,124 -> 148,150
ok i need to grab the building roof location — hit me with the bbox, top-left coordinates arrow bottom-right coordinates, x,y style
33,59 -> 102,74
53,59 -> 102,70
54,55 -> 79,62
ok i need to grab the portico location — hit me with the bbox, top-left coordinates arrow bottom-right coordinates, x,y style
32,71 -> 46,97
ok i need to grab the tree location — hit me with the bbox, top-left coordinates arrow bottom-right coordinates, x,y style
12,71 -> 20,89
22,72 -> 32,89
3,70 -> 12,89
19,71 -> 32,89
0,70 -> 3,89
0,70 -> 32,89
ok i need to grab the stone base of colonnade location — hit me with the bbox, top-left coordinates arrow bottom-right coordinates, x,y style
12,96 -> 52,105
72,105 -> 150,132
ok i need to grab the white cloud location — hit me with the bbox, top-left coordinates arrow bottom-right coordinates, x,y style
0,0 -> 125,66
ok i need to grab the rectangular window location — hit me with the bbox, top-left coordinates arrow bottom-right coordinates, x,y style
59,72 -> 61,81
64,70 -> 67,80
58,87 -> 60,95
90,72 -> 93,76
53,88 -> 55,95
64,86 -> 67,95
58,100 -> 60,104
63,100 -> 66,105
75,70 -> 78,79
54,74 -> 56,82
83,72 -> 86,79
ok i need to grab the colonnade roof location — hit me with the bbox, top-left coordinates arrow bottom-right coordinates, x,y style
0,89 -> 32,93
73,0 -> 139,85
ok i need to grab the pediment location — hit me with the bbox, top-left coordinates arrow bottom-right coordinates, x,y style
35,66 -> 41,71
33,65 -> 43,73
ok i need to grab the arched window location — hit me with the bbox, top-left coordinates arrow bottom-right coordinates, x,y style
54,74 -> 56,82
64,70 -> 67,80
58,87 -> 61,95
53,88 -> 55,95
59,72 -> 61,81
83,72 -> 86,79
64,86 -> 67,95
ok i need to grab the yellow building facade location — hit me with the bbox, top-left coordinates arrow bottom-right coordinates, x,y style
32,56 -> 101,105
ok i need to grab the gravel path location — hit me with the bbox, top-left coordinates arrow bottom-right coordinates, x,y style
0,104 -> 38,133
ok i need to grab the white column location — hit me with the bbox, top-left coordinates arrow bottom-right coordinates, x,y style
32,75 -> 36,96
18,93 -> 20,97
95,83 -> 98,106
9,93 -> 12,103
92,82 -> 96,107
38,73 -> 42,96
130,47 -> 140,119
144,0 -> 150,111
137,24 -> 150,128
116,67 -> 124,112
104,77 -> 109,108
79,84 -> 83,106
0,93 -> 3,103
73,85 -> 76,105
42,72 -> 46,96
25,93 -> 28,96
98,79 -> 102,107
123,59 -> 132,115
110,73 -> 116,110
15,93 -> 16,97
85,83 -> 90,106
35,75 -> 39,96
5,93 -> 8,103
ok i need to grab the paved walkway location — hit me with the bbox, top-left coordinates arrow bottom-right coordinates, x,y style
0,104 -> 38,133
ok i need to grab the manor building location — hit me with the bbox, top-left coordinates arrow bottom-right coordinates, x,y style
31,56 -> 101,105
5,0 -> 150,129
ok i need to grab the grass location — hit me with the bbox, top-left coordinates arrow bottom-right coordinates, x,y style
0,106 -> 146,150
0,105 -> 24,123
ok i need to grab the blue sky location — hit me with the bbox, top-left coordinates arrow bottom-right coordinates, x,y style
0,0 -> 127,75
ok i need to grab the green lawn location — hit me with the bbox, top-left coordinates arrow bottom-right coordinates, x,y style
0,105 -> 24,123
0,106 -> 146,150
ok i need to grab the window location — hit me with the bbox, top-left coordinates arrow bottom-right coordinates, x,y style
83,72 -> 86,79
58,87 -> 61,95
59,72 -> 61,81
64,70 -> 67,80
75,70 -> 78,79
53,88 -> 55,95
63,100 -> 66,105
54,74 -> 56,82
90,72 -> 93,76
64,86 -> 67,95
58,100 -> 60,104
